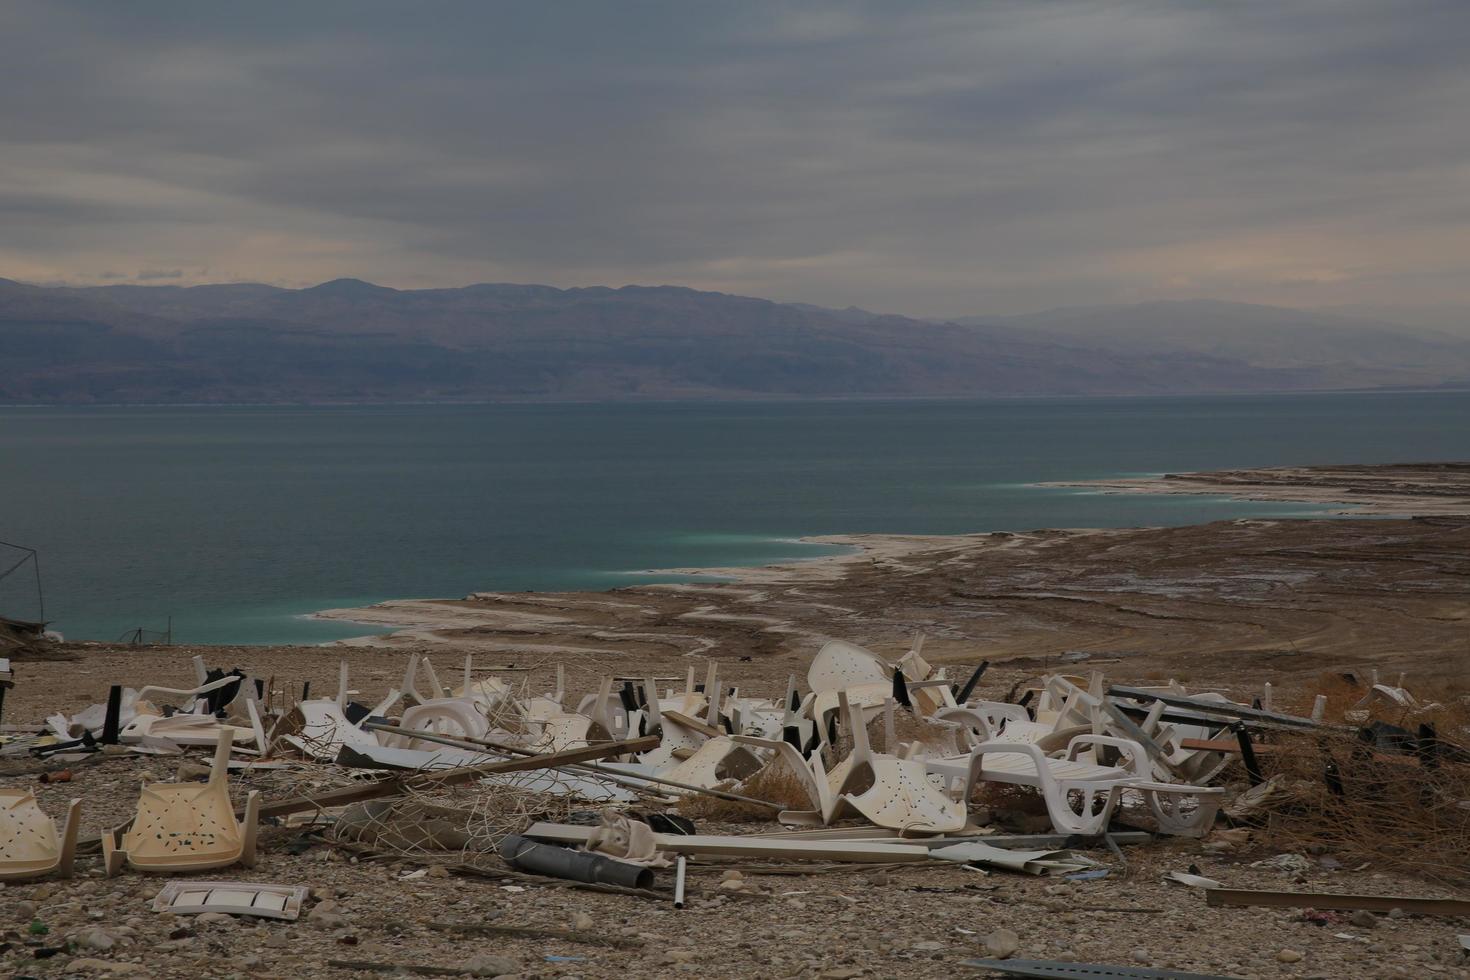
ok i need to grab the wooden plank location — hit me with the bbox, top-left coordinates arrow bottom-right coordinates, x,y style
1205,887 -> 1470,917
661,710 -> 724,739
362,722 -> 779,809
254,735 -> 659,820
754,827 -> 1153,850
524,822 -> 932,863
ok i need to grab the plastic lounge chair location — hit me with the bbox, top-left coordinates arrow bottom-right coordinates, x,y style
0,791 -> 81,882
103,731 -> 260,876
385,698 -> 489,748
927,734 -> 1220,837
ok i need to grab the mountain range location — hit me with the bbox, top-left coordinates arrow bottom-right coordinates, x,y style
2,277 -> 1468,403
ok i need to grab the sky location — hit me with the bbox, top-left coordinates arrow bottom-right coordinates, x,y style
2,1 -> 1469,318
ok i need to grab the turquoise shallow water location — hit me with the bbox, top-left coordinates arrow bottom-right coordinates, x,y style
1,391 -> 1466,643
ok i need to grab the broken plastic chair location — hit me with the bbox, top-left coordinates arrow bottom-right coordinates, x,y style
385,698 -> 490,748
661,736 -> 766,791
807,639 -> 892,693
102,730 -> 260,876
0,791 -> 80,882
828,692 -> 966,835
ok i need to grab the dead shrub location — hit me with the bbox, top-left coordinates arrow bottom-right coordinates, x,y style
675,760 -> 815,823
1253,723 -> 1470,884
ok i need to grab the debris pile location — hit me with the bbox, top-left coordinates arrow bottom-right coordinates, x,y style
2,641 -> 1468,977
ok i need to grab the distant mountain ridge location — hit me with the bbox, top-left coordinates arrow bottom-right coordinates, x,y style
2,278 -> 1468,403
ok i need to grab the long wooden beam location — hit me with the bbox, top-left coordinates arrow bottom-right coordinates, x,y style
362,721 -> 780,810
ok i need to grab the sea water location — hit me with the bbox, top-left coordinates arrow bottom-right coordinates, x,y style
1,391 -> 1466,643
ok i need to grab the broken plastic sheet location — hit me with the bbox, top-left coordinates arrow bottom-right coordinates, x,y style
930,840 -> 1100,876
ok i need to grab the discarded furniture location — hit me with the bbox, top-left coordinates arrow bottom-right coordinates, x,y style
102,731 -> 261,876
928,734 -> 1221,837
0,790 -> 80,882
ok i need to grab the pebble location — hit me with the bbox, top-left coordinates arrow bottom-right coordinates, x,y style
196,912 -> 236,927
1132,949 -> 1151,964
721,869 -> 744,881
984,928 -> 1020,959
1278,949 -> 1305,963
1388,907 -> 1409,919
664,949 -> 698,964
570,911 -> 594,930
74,926 -> 122,952
1349,910 -> 1379,929
14,900 -> 37,922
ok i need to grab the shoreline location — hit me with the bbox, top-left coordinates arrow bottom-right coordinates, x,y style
1037,461 -> 1470,517
314,461 -> 1470,645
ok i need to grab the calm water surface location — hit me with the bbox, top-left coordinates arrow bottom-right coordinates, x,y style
1,391 -> 1466,643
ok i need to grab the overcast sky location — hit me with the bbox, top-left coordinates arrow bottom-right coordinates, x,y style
2,1 -> 1468,317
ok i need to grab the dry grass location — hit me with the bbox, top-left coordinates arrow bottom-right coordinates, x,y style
675,760 -> 814,823
1253,700 -> 1470,885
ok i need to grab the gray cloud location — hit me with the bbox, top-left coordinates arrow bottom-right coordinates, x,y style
1,0 -> 1468,315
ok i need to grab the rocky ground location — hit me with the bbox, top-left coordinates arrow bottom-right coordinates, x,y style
3,463 -> 1467,978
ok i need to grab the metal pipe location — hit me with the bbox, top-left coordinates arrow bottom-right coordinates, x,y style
498,834 -> 654,890
673,855 -> 687,909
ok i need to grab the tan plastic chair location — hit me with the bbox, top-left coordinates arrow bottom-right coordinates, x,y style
103,731 -> 260,876
0,791 -> 81,882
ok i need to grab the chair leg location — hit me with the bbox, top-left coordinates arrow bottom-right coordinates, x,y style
55,799 -> 82,879
1043,782 -> 1118,836
239,790 -> 261,868
101,828 -> 126,878
1146,788 -> 1221,838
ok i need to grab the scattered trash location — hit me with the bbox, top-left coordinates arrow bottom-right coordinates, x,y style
931,841 -> 1100,876
1164,870 -> 1223,889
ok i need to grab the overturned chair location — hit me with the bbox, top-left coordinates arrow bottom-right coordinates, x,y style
103,731 -> 260,876
0,790 -> 81,882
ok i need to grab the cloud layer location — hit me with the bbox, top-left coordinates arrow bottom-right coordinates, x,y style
3,1 -> 1468,315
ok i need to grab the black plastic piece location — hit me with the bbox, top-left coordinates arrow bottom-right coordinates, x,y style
955,660 -> 990,705
101,685 -> 123,745
498,835 -> 654,890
